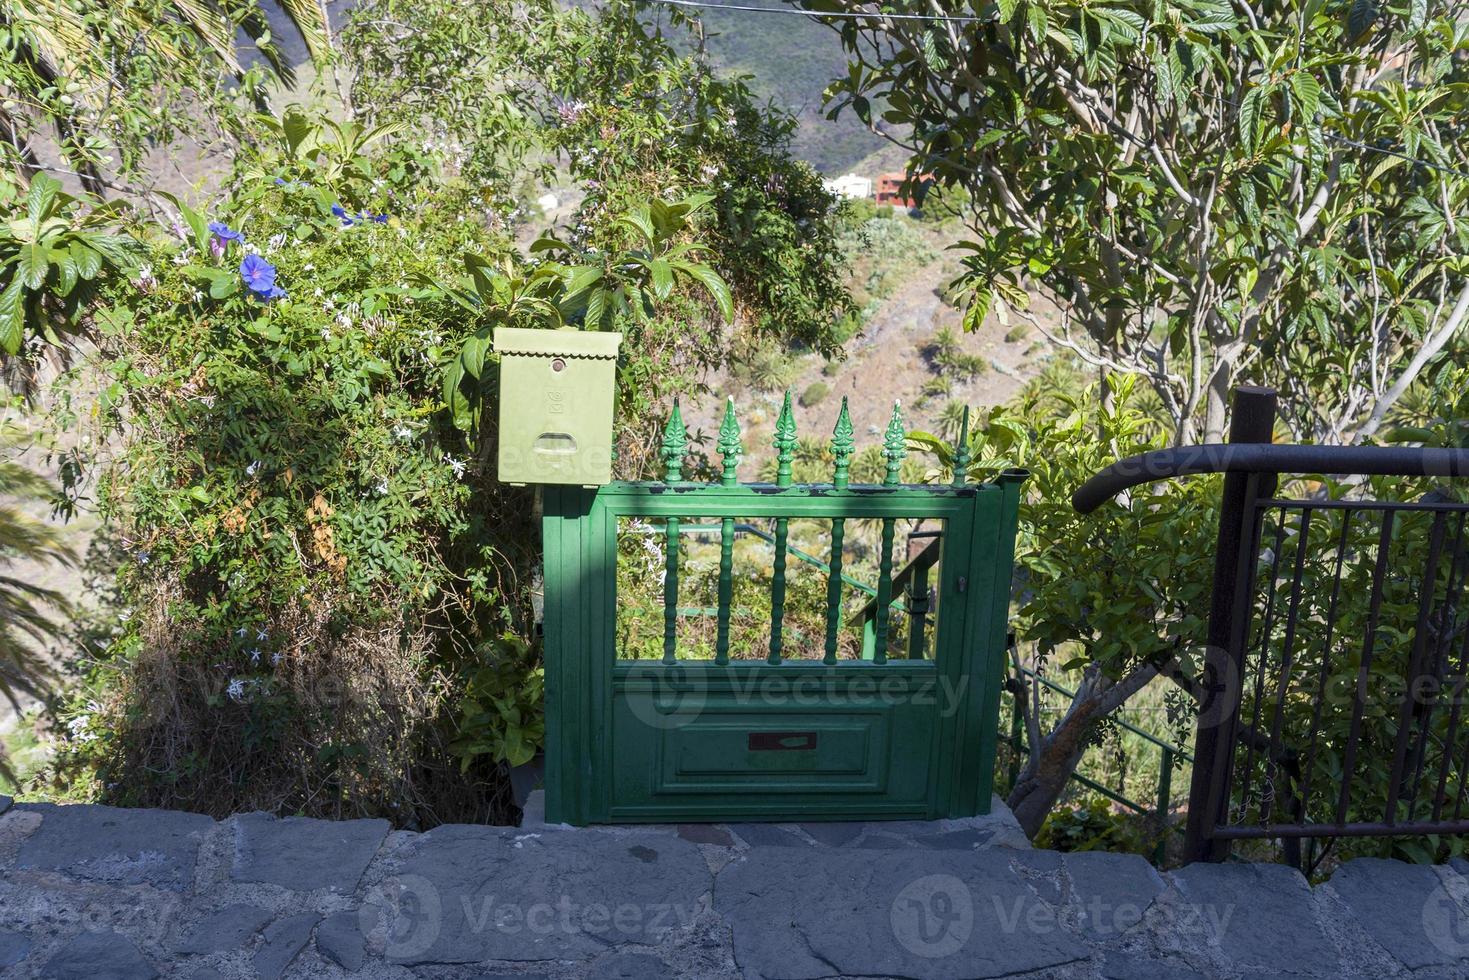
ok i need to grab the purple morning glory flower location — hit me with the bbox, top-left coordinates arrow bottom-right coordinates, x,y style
208,222 -> 243,258
331,204 -> 355,227
239,254 -> 285,300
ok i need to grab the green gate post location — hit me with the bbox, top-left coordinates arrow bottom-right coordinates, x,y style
541,483 -> 602,826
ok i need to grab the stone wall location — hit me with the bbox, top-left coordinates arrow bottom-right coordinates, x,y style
2,793 -> 1468,978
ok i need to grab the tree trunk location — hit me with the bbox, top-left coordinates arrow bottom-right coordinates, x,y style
1202,356 -> 1233,443
1007,697 -> 1103,836
1006,662 -> 1161,838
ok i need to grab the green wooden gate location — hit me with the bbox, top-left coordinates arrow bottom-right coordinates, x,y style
540,397 -> 1025,825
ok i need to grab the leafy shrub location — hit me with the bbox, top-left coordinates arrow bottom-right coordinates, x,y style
0,175 -> 135,362
733,345 -> 802,393
1035,797 -> 1152,855
837,215 -> 936,322
798,382 -> 829,408
50,122 -> 537,823
346,0 -> 856,357
920,377 -> 951,400
922,326 -> 960,366
1004,324 -> 1029,343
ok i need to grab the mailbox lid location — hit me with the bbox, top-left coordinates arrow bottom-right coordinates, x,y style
493,327 -> 622,360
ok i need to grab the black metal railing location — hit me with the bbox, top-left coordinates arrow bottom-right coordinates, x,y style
1074,386 -> 1469,865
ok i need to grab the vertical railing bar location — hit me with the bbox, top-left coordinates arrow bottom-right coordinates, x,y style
1298,508 -> 1354,828
1183,385 -> 1276,865
1336,509 -> 1396,827
1434,513 -> 1469,821
769,517 -> 789,664
1451,655 -> 1469,822
1239,508 -> 1288,826
873,401 -> 906,666
1385,509 -> 1447,825
907,562 -> 931,660
1261,506 -> 1313,826
1409,510 -> 1465,821
824,399 -> 855,667
716,516 -> 734,666
659,401 -> 687,665
873,520 -> 897,665
823,518 -> 846,666
768,392 -> 797,665
662,514 -> 680,665
715,397 -> 742,667
1155,746 -> 1175,866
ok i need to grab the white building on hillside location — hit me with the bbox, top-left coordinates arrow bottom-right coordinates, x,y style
821,174 -> 873,200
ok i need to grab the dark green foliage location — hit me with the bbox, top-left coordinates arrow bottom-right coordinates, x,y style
798,381 -> 829,407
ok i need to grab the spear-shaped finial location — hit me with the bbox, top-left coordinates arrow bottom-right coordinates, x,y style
883,400 -> 906,487
718,396 -> 742,486
662,399 -> 687,482
831,396 -> 855,489
773,391 -> 798,488
951,406 -> 972,487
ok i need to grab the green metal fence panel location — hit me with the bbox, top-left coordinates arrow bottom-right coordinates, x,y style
540,395 -> 1027,825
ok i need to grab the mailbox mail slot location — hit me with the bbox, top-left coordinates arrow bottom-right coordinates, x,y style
494,328 -> 622,486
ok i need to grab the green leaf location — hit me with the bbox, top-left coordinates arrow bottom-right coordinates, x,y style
648,258 -> 674,300
1027,3 -> 1047,39
618,206 -> 656,245
585,285 -> 607,329
560,264 -> 603,301
25,174 -> 61,226
282,106 -> 316,157
208,271 -> 239,299
1288,73 -> 1321,120
0,277 -> 24,354
461,330 -> 490,379
1237,87 -> 1265,149
18,242 -> 47,290
1346,0 -> 1378,39
69,242 -> 102,280
673,261 -> 733,322
963,286 -> 993,331
55,253 -> 78,297
442,358 -> 470,429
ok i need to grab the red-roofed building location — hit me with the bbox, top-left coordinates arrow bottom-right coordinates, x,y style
874,172 -> 934,209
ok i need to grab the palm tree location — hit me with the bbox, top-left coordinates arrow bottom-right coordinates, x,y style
936,400 -> 969,442
1,0 -> 333,191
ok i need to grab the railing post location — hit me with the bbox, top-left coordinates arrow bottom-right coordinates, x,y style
1182,385 -> 1277,864
1155,746 -> 1174,865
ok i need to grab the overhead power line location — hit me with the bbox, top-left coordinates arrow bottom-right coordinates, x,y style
642,0 -> 995,24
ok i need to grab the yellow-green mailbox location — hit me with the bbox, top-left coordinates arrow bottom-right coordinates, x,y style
494,327 -> 622,486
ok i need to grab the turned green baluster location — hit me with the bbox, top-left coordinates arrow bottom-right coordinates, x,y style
823,398 -> 855,665
769,392 -> 797,664
716,397 -> 741,666
661,400 -> 687,664
873,400 -> 906,664
951,406 -> 972,487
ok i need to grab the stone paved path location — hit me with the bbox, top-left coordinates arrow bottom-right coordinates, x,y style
3,791 -> 1469,978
